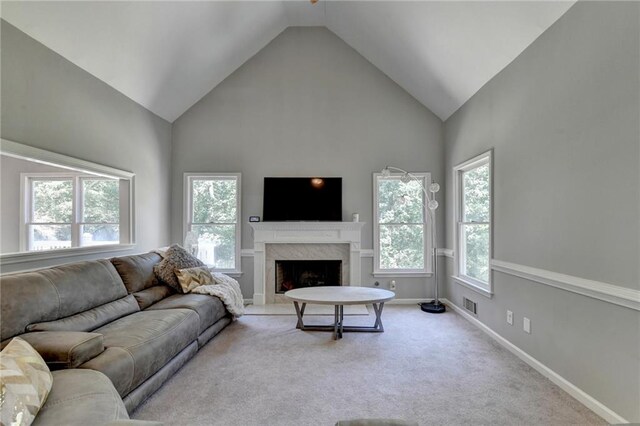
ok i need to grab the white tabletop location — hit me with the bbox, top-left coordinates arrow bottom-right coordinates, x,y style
285,286 -> 395,305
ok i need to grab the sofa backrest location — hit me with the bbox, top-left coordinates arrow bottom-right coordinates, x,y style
110,252 -> 174,309
0,259 -> 129,341
110,252 -> 161,292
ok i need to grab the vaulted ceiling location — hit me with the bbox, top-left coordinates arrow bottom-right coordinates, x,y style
1,1 -> 575,123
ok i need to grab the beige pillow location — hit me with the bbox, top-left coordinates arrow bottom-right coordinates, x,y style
0,337 -> 53,426
175,266 -> 215,293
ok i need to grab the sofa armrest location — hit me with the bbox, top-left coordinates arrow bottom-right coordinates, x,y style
19,331 -> 104,369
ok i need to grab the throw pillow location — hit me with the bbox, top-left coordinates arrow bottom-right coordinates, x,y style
175,266 -> 215,293
0,337 -> 53,426
153,244 -> 205,293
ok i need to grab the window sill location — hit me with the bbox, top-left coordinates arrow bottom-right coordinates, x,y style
373,271 -> 433,278
451,275 -> 493,298
0,244 -> 136,266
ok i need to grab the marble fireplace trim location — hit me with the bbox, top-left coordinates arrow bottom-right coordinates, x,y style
250,222 -> 364,305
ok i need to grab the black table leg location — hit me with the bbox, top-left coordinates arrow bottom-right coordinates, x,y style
294,301 -> 306,329
291,302 -> 386,338
372,302 -> 385,331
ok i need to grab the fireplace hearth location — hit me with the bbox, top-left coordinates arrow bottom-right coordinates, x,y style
275,260 -> 342,293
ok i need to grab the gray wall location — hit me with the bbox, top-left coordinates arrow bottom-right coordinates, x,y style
0,20 -> 173,273
443,2 -> 639,422
171,27 -> 445,299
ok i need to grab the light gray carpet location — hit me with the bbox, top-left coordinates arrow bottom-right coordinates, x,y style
132,306 -> 605,425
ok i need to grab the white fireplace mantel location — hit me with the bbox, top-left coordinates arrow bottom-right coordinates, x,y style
250,221 -> 365,305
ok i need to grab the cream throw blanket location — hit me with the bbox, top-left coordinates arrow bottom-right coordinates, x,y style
190,272 -> 245,318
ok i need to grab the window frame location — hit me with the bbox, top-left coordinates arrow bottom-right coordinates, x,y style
21,173 -> 123,251
453,150 -> 493,297
183,173 -> 242,274
78,176 -> 122,248
373,171 -> 433,277
0,138 -> 135,266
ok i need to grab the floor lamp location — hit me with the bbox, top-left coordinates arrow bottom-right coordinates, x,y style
381,166 -> 446,314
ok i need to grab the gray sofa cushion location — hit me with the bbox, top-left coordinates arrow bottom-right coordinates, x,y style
38,260 -> 128,317
111,252 -> 176,309
336,420 -> 418,426
27,295 -> 139,332
131,285 -> 174,310
0,272 -> 57,341
78,347 -> 135,396
0,260 -> 128,341
80,309 -> 199,396
111,252 -> 163,294
33,369 -> 128,426
146,294 -> 228,333
18,331 -> 104,369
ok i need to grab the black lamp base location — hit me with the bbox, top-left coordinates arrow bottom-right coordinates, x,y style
420,301 -> 446,314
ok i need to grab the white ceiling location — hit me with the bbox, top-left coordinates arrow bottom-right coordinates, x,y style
1,1 -> 575,122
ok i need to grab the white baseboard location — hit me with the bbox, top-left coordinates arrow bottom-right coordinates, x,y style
387,298 -> 428,305
440,298 -> 628,424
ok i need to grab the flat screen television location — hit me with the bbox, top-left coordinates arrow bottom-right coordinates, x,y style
263,177 -> 342,221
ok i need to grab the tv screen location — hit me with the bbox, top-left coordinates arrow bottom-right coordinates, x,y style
263,177 -> 342,221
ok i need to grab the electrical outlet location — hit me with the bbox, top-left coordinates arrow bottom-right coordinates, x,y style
390,280 -> 397,290
523,317 -> 531,334
507,310 -> 513,325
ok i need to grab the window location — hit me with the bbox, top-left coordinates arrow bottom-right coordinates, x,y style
373,172 -> 432,276
23,174 -> 121,251
184,173 -> 241,272
454,151 -> 492,295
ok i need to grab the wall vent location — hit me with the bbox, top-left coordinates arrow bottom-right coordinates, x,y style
463,297 -> 477,315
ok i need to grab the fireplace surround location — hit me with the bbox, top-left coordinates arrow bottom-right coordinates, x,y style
250,222 -> 364,305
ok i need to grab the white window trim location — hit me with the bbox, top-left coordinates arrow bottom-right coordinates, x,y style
183,173 -> 242,274
20,173 -> 124,251
373,172 -> 433,277
0,138 -> 135,266
453,150 -> 493,297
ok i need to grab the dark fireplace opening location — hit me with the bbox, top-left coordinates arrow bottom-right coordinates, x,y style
276,260 -> 342,293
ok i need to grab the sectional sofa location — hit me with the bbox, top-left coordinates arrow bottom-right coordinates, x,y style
1,251 -> 232,425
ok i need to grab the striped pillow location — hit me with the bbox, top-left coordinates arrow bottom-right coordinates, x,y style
0,337 -> 53,426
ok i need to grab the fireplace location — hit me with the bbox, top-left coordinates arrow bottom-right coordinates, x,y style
275,260 -> 342,293
250,222 -> 364,305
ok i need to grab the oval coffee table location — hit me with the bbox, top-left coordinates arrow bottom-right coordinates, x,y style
284,286 -> 395,340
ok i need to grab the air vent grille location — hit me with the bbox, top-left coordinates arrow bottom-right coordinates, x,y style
463,297 -> 477,315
